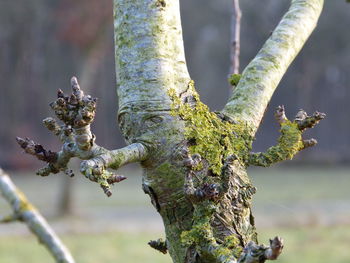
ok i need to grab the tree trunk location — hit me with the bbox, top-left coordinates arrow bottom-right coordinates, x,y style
113,0 -> 324,263
15,0 -> 324,262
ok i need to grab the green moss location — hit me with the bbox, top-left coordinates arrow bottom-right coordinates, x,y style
221,235 -> 242,258
228,74 -> 241,86
169,81 -> 253,175
169,81 -> 252,260
169,81 -> 307,260
181,205 -> 243,260
180,201 -> 216,246
180,195 -> 243,261
277,120 -> 304,157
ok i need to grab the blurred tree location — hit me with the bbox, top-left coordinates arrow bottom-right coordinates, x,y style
55,0 -> 112,92
18,0 -> 326,262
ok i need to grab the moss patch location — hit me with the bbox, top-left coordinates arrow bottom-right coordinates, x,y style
228,74 -> 241,87
168,81 -> 253,175
180,201 -> 216,246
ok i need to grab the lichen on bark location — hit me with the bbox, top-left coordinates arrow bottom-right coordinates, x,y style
223,0 -> 324,134
167,81 -> 324,262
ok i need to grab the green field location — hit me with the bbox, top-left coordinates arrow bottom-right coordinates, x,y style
0,226 -> 349,263
2,165 -> 349,211
0,166 -> 349,262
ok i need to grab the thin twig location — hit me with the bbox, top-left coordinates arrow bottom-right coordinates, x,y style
230,0 -> 242,75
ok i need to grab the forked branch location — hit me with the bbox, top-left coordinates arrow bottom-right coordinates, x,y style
17,77 -> 148,196
223,0 -> 324,134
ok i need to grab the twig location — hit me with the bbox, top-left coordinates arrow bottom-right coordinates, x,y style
230,0 -> 242,75
0,168 -> 75,263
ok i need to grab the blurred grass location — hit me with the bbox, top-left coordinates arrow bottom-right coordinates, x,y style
2,165 -> 349,211
0,226 -> 350,263
260,226 -> 350,263
0,166 -> 349,262
250,166 -> 350,202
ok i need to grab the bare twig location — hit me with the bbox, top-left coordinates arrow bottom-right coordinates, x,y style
0,168 -> 75,263
229,0 -> 241,75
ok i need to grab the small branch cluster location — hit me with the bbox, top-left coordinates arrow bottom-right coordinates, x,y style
16,77 -> 148,196
248,105 -> 325,167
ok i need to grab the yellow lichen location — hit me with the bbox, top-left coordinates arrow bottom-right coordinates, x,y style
17,190 -> 35,212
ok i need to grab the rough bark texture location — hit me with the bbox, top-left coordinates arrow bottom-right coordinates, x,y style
0,168 -> 75,263
16,0 -> 324,262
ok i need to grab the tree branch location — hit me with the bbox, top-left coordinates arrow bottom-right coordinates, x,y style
248,106 -> 325,167
17,77 -> 148,196
0,168 -> 75,263
223,0 -> 324,134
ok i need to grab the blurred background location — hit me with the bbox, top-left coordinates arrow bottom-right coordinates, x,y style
0,0 -> 349,262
